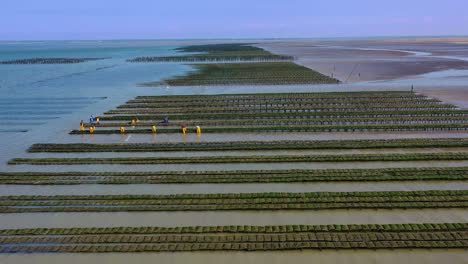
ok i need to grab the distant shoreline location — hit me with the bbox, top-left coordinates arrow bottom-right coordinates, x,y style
257,38 -> 468,83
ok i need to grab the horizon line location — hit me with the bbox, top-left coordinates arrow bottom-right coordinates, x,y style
1,34 -> 468,42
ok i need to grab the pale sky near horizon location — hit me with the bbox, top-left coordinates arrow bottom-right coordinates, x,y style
1,0 -> 467,40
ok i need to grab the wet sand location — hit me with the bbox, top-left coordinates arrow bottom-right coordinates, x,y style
257,38 -> 468,83
419,89 -> 468,110
1,250 -> 465,264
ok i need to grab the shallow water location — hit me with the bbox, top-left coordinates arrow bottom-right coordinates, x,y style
0,182 -> 465,196
13,131 -> 468,147
1,250 -> 465,264
0,97 -> 105,133
1,209 -> 465,229
0,40 -> 193,169
5,161 -> 468,173
20,147 -> 468,159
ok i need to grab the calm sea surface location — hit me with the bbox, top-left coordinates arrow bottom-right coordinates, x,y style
0,40 -> 194,167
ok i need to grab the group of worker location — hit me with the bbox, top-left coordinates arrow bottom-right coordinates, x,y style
80,115 -> 100,131
80,115 -> 201,135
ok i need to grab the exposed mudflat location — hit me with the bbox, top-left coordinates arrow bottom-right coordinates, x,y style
257,38 -> 468,83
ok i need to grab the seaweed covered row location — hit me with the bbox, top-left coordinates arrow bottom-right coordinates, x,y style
28,138 -> 468,152
1,167 -> 466,185
128,43 -> 294,63
0,190 -> 466,213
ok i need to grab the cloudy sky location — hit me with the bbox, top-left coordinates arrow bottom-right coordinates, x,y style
1,0 -> 467,40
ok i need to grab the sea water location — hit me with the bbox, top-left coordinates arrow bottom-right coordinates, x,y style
0,40 -> 192,167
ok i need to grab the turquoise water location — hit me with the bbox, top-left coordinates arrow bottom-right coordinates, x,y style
0,40 -> 193,167
0,40 -> 191,133
0,40 -> 191,97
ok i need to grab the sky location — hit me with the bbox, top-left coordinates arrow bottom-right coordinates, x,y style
1,0 -> 468,40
